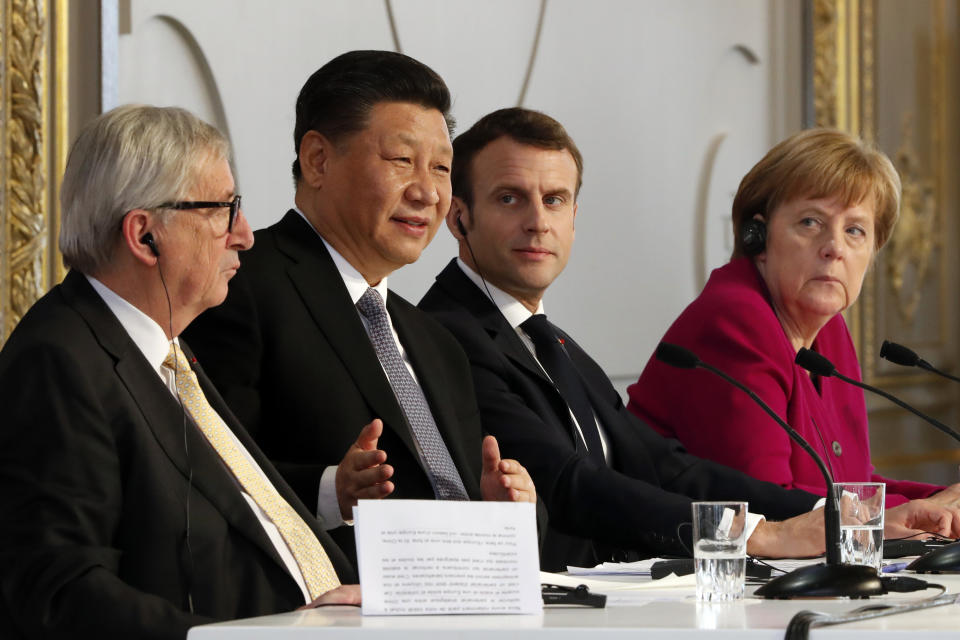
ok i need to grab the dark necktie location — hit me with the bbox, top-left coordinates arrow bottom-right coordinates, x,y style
356,287 -> 469,501
521,314 -> 606,463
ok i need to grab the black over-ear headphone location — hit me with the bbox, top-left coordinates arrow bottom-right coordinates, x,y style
141,232 -> 159,257
741,218 -> 766,256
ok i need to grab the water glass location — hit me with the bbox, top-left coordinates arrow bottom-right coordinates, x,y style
692,501 -> 747,602
834,482 -> 885,573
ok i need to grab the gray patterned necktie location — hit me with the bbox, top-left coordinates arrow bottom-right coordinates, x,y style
356,287 -> 469,501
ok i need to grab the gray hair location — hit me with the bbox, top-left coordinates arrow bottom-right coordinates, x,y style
59,104 -> 230,274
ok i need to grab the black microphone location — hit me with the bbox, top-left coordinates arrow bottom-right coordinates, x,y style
879,340 -> 920,367
654,342 -> 699,369
881,340 -> 960,383
655,342 -> 883,598
796,347 -> 960,445
794,347 -> 836,377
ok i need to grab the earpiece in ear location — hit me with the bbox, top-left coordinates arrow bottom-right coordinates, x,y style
141,232 -> 159,257
456,215 -> 468,236
741,219 -> 766,256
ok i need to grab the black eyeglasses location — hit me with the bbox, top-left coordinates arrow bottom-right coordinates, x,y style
155,195 -> 241,233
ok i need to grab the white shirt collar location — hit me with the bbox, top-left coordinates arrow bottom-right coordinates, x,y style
85,275 -> 175,374
455,257 -> 544,329
294,206 -> 389,304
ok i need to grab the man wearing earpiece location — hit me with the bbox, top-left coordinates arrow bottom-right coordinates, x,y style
417,107 -> 960,572
183,50 -> 536,563
0,105 -> 357,640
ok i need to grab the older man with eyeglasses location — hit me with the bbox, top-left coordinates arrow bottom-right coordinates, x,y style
0,104 -> 357,640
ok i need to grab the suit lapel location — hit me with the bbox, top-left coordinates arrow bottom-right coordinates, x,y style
434,261 -> 551,386
433,262 -> 586,450
562,331 -> 658,477
271,212 -> 419,461
62,272 -> 295,577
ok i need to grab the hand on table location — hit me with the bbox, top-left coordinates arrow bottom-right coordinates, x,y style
885,498 -> 960,539
746,510 -> 825,558
298,584 -> 362,609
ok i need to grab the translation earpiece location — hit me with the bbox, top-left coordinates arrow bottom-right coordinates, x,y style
141,232 -> 159,257
456,215 -> 468,236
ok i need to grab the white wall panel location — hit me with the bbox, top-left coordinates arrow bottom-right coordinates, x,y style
115,0 -> 803,393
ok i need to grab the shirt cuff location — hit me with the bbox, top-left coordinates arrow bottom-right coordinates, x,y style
812,497 -> 827,510
317,465 -> 353,529
744,511 -> 765,541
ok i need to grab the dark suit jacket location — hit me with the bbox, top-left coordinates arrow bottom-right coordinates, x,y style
419,260 -> 820,571
0,271 -> 354,640
183,211 -> 483,555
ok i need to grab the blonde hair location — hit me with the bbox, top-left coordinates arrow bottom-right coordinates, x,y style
59,104 -> 229,274
730,128 -> 901,259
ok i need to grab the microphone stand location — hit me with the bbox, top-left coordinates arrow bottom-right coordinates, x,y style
655,343 -> 883,598
796,347 -> 960,446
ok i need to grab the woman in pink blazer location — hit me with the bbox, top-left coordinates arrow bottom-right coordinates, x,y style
628,128 -> 959,508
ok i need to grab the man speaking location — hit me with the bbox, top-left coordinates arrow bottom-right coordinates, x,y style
185,51 -> 535,563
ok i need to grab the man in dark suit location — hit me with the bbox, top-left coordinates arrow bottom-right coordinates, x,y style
418,107 -> 960,571
184,51 -> 534,559
0,105 -> 356,640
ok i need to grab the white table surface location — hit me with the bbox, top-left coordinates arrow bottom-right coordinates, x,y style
189,574 -> 960,639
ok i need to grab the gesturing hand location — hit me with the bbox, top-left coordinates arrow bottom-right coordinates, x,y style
335,419 -> 394,520
480,435 -> 536,503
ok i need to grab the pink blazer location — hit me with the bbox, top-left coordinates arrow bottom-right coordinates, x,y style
627,257 -> 940,506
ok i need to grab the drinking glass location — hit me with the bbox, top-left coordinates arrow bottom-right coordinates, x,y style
835,482 -> 885,573
692,501 -> 747,602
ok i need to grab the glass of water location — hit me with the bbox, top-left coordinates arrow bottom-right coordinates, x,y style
834,482 -> 885,573
692,501 -> 747,602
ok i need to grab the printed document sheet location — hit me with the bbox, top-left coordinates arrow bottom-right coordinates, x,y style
354,499 -> 541,615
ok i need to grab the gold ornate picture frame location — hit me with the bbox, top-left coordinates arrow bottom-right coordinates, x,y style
0,0 -> 68,344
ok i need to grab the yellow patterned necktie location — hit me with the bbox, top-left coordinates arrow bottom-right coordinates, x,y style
163,345 -> 340,599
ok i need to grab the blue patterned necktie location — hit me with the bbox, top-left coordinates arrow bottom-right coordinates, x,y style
356,288 -> 469,501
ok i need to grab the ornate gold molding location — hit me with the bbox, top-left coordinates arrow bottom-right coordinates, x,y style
860,0 -> 875,141
6,0 -> 46,339
53,0 -> 67,284
812,0 -> 862,134
812,0 -> 839,128
0,0 -> 65,344
887,116 -> 937,327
